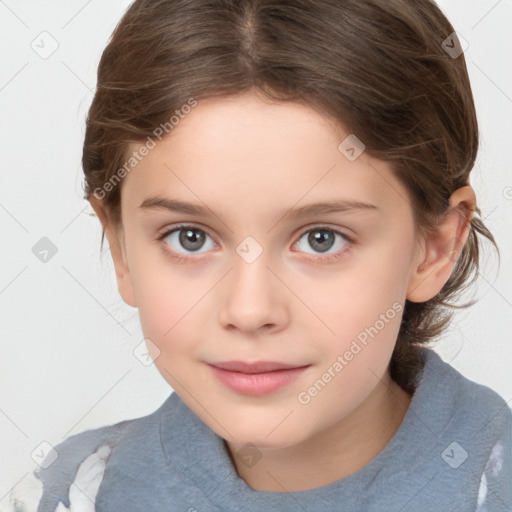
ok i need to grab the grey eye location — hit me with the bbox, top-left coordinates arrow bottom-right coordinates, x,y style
296,228 -> 348,254
164,227 -> 215,254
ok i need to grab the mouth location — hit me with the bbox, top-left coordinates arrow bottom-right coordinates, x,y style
207,360 -> 311,396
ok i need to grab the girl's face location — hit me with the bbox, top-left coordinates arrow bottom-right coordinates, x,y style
111,91 -> 425,448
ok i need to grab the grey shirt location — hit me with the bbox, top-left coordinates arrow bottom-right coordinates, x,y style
10,349 -> 512,511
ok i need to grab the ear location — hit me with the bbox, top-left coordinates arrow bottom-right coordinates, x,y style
406,185 -> 476,303
88,195 -> 137,308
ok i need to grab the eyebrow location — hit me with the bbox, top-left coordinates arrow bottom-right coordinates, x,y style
139,196 -> 379,221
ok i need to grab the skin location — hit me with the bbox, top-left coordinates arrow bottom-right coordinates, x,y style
90,90 -> 476,492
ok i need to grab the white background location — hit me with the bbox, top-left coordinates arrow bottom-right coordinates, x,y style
1,0 -> 511,503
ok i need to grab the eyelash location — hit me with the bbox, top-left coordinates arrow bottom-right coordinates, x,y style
156,223 -> 354,264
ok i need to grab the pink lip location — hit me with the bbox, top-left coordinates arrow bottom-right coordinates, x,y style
208,361 -> 310,396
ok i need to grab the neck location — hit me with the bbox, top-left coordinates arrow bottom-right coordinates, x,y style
225,372 -> 413,492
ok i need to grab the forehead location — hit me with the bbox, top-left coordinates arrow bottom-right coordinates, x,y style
121,92 -> 411,221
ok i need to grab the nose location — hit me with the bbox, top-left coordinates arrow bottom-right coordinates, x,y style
218,252 -> 289,335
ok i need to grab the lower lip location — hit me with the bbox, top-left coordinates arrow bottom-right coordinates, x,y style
208,365 -> 309,396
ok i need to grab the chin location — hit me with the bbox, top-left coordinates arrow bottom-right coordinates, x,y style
221,424 -> 311,451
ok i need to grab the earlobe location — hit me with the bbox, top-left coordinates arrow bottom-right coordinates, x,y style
406,186 -> 476,303
88,195 -> 137,308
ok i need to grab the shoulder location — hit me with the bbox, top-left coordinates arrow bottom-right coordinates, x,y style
7,421 -> 130,512
419,350 -> 512,508
7,397 -> 171,512
421,349 -> 511,432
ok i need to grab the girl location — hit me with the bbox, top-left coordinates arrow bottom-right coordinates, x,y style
10,0 -> 511,510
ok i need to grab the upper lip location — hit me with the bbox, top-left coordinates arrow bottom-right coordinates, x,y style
208,361 -> 309,374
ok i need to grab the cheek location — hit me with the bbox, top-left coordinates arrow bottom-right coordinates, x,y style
305,251 -> 408,345
125,244 -> 199,348
135,273 -> 203,387
297,244 -> 410,402
296,284 -> 404,430
136,278 -> 202,351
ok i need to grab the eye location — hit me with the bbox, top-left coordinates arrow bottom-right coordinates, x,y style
158,225 -> 216,255
295,226 -> 350,256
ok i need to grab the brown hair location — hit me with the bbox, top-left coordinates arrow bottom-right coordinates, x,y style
82,0 -> 498,393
